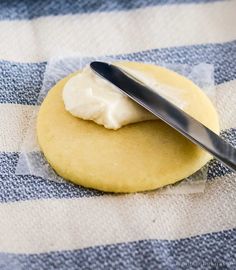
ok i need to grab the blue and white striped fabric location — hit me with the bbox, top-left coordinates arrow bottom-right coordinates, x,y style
0,0 -> 236,269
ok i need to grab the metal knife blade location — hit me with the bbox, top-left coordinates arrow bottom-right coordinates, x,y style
90,61 -> 236,172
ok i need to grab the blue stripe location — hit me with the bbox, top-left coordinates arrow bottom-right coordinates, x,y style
0,152 -> 19,175
118,41 -> 236,85
0,61 -> 46,105
0,129 -> 234,203
207,128 -> 236,180
1,41 -> 235,105
0,229 -> 235,270
0,0 -> 223,21
0,174 -> 102,203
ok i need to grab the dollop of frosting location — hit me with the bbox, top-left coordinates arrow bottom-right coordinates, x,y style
63,64 -> 187,129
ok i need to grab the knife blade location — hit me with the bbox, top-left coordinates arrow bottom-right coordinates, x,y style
90,61 -> 236,172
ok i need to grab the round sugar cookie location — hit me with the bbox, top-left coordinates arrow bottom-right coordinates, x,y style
37,61 -> 219,193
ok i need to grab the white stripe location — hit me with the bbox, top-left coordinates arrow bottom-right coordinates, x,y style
0,174 -> 235,253
0,1 -> 235,62
1,80 -> 235,152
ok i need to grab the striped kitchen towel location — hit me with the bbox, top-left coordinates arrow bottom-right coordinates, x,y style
0,0 -> 236,269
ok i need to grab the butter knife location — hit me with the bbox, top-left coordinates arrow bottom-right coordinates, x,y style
90,61 -> 236,172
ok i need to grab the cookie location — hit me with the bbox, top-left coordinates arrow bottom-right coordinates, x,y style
37,61 -> 219,192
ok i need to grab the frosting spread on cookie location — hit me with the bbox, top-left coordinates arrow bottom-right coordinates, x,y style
63,65 -> 187,129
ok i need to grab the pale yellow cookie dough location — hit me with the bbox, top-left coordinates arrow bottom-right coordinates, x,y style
37,61 -> 220,193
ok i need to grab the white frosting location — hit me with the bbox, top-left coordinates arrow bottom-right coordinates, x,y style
63,65 -> 187,129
